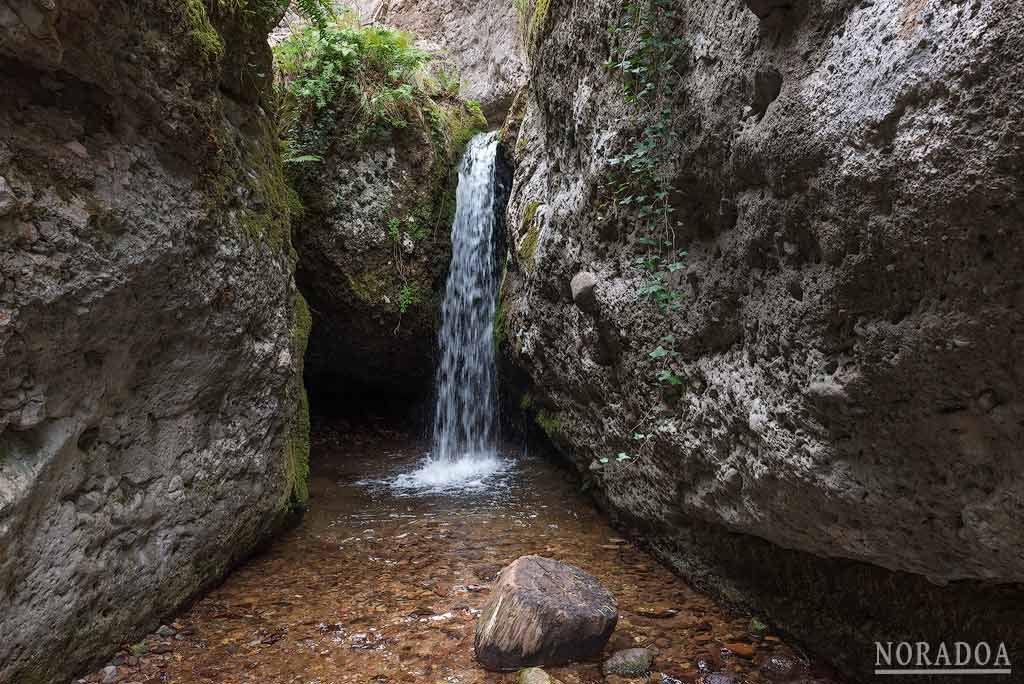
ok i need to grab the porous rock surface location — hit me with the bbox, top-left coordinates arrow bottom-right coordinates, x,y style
500,0 -> 1024,674
0,2 -> 308,682
288,76 -> 486,403
354,0 -> 527,121
475,555 -> 618,670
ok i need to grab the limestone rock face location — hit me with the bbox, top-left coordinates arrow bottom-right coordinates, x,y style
353,0 -> 527,121
500,0 -> 1024,675
0,2 -> 308,682
475,555 -> 618,670
287,81 -> 486,405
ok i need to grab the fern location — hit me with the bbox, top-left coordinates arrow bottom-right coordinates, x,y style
291,0 -> 333,29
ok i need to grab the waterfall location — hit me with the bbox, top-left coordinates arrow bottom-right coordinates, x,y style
391,132 -> 507,492
432,132 -> 500,461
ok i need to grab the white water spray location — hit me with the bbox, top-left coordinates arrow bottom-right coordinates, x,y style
392,132 -> 507,492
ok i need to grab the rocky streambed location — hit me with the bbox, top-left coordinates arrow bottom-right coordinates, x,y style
76,422 -> 839,684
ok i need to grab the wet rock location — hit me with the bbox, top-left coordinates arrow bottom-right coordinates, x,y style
697,675 -> 740,684
517,667 -> 560,684
603,648 -> 656,677
724,643 -> 755,659
570,272 -> 599,314
474,564 -> 503,581
760,654 -> 798,680
474,555 -> 618,670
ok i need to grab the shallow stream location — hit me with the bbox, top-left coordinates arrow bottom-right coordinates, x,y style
79,423 -> 838,684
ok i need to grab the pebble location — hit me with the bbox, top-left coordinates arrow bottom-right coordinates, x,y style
517,667 -> 559,684
100,665 -> 117,684
156,625 -> 176,637
760,654 -> 798,679
697,675 -> 738,684
724,642 -> 755,658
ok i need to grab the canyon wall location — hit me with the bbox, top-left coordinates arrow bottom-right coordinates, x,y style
500,0 -> 1024,677
0,2 -> 309,681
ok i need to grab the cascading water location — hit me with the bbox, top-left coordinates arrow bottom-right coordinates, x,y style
391,132 -> 507,492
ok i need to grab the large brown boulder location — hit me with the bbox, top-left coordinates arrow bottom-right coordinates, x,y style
474,555 -> 617,670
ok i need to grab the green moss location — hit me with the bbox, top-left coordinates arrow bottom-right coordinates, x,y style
515,131 -> 530,158
240,120 -> 297,251
284,388 -> 311,509
518,200 -> 542,268
292,290 -> 312,350
284,292 -> 312,510
347,271 -> 387,305
519,393 -> 534,411
514,0 -> 553,47
184,0 -> 225,63
535,408 -> 562,438
493,299 -> 505,349
429,99 -> 488,162
530,0 -> 552,39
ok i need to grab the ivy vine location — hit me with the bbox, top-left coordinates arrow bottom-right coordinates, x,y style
596,0 -> 688,469
603,0 -> 687,388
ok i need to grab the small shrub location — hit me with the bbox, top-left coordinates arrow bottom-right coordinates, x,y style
398,283 -> 421,313
276,12 -> 487,170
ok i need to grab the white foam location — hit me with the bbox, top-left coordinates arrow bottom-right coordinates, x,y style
388,453 -> 509,494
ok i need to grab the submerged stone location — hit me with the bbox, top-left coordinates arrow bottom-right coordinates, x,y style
474,555 -> 617,670
517,666 -> 559,684
602,647 -> 656,677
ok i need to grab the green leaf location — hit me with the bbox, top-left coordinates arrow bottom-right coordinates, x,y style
657,369 -> 683,385
649,346 -> 669,359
